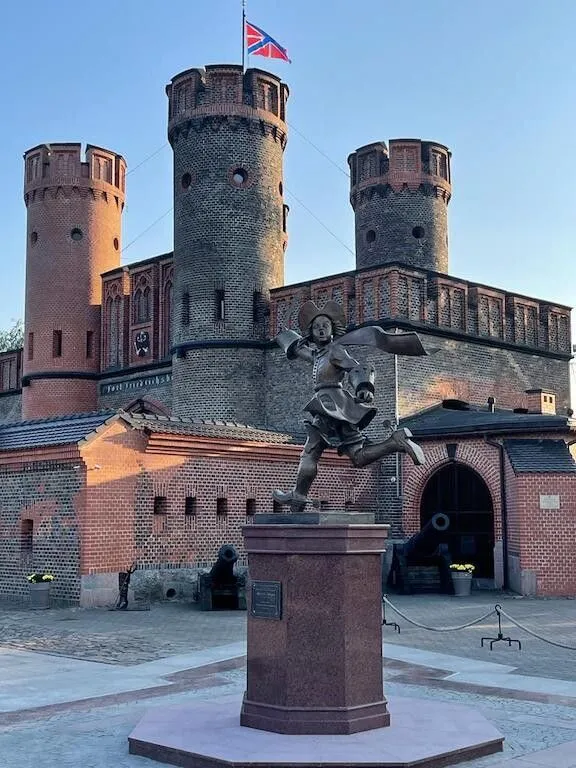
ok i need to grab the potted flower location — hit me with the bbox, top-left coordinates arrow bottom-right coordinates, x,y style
449,563 -> 475,597
27,573 -> 54,609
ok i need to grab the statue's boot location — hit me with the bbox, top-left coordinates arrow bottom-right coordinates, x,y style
391,427 -> 425,465
272,489 -> 311,513
352,427 -> 425,467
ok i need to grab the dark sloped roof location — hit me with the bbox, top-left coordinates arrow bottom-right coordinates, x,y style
125,412 -> 302,444
401,403 -> 572,438
0,411 -> 115,452
504,439 -> 576,474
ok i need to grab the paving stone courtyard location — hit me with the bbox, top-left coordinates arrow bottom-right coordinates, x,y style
1,592 -> 576,767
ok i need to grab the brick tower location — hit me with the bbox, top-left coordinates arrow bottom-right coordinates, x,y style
348,139 -> 451,273
22,143 -> 126,420
167,65 -> 289,424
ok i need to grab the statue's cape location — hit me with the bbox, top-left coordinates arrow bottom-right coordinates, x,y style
338,326 -> 427,357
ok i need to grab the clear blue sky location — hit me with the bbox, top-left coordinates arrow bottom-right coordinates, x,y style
1,0 -> 575,332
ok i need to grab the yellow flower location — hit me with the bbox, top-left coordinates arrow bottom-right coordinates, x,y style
26,573 -> 55,583
449,563 -> 475,574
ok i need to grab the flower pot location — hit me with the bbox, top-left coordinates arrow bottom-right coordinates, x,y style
451,572 -> 472,597
29,582 -> 51,609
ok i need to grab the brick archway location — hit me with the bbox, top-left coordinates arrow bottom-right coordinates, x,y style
402,440 -> 502,544
123,397 -> 171,417
420,462 -> 495,578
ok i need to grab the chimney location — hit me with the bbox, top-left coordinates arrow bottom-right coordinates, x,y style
487,396 -> 496,413
525,389 -> 556,415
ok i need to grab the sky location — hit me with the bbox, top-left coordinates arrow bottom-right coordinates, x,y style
1,0 -> 576,335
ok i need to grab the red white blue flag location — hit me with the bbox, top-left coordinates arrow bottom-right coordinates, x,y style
246,21 -> 291,62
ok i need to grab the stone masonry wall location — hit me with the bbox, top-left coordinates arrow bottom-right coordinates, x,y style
0,393 -> 22,423
0,451 -> 83,603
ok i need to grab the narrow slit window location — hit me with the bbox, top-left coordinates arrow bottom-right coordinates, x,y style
52,330 -> 62,358
182,292 -> 190,326
215,289 -> 225,321
28,332 -> 34,361
86,330 -> 94,359
21,519 -> 33,554
252,291 -> 264,323
246,498 -> 256,517
216,497 -> 228,517
184,496 -> 197,528
153,496 -> 168,534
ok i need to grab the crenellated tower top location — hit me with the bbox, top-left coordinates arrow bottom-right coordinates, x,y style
23,143 -> 126,206
348,139 -> 452,273
166,64 -> 288,147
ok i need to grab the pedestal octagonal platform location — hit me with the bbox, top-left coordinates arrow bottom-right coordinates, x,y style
128,693 -> 504,768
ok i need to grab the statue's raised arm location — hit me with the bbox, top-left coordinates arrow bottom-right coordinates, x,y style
272,300 -> 428,514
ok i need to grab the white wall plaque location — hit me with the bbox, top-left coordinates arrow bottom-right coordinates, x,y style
539,494 -> 560,510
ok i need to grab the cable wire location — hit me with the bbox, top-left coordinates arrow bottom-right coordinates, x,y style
287,122 -> 350,178
383,596 -> 496,632
285,187 -> 355,257
127,143 -> 169,175
121,206 -> 173,255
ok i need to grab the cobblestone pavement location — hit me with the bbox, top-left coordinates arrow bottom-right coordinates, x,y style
0,601 -> 246,665
1,593 -> 574,677
1,593 -> 576,768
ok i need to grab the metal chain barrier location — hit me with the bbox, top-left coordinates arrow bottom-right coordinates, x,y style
498,606 -> 576,651
383,595 -> 496,632
383,596 -> 576,651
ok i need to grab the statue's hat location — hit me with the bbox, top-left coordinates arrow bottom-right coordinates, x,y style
298,300 -> 347,335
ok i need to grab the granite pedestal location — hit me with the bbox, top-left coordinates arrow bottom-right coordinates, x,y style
240,514 -> 389,735
128,513 -> 504,767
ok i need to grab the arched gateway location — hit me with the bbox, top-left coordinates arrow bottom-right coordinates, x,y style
420,463 -> 495,579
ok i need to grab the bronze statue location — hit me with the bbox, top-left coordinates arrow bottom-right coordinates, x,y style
273,300 -> 428,513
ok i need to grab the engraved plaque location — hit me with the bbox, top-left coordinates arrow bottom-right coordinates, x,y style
251,580 -> 282,619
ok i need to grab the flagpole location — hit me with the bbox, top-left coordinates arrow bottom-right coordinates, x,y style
242,0 -> 246,71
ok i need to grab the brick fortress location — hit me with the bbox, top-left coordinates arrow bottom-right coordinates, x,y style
0,64 -> 574,605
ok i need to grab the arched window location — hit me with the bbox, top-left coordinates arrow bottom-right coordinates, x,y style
107,295 -> 122,367
134,285 -> 151,324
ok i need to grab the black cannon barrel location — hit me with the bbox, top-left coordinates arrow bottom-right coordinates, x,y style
403,513 -> 450,558
209,544 -> 239,584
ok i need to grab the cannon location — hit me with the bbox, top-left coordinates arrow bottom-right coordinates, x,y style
387,513 -> 453,594
198,544 -> 247,611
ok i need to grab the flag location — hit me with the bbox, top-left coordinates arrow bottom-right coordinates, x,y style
246,21 -> 291,62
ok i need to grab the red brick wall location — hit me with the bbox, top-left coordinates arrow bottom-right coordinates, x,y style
78,421 -> 379,576
510,473 -> 576,596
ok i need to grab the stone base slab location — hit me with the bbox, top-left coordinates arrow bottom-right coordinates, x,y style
240,693 -> 390,734
128,694 -> 504,768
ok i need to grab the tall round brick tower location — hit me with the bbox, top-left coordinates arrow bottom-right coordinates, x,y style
22,143 -> 126,420
348,139 -> 451,273
167,65 -> 289,424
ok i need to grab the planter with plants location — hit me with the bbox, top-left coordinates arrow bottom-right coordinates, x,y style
27,573 -> 54,609
449,563 -> 475,596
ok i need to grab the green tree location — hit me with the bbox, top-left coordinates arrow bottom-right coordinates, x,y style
0,319 -> 24,352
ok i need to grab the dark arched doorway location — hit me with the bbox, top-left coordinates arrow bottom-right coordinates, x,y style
420,463 -> 495,578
